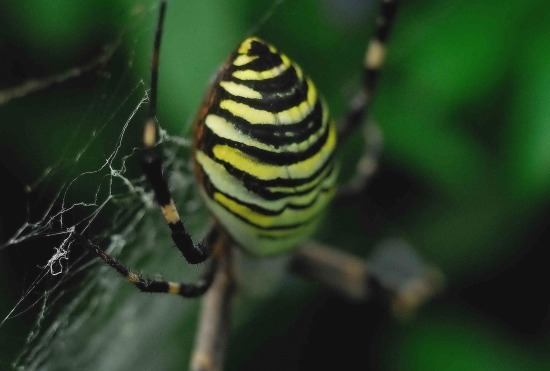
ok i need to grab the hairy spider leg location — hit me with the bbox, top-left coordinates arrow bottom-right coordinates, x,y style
79,228 -> 221,297
140,1 -> 211,264
338,0 -> 399,143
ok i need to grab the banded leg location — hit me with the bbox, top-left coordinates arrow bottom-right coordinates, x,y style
79,227 -> 221,297
141,1 -> 209,264
334,120 -> 383,203
338,0 -> 399,143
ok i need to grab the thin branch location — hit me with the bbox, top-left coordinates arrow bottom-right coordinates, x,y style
0,45 -> 116,106
290,239 -> 444,318
0,0 -> 148,106
190,234 -> 234,371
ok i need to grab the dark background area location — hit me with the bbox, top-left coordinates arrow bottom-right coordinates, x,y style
1,0 -> 549,369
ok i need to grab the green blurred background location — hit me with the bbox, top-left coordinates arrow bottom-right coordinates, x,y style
1,0 -> 549,369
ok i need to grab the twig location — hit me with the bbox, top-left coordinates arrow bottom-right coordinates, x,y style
290,239 -> 444,318
0,45 -> 115,106
0,0 -> 148,106
190,234 -> 234,371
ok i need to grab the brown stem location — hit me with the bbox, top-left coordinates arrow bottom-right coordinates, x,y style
190,233 -> 234,371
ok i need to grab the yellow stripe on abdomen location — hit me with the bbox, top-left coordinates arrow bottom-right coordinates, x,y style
193,37 -> 338,256
211,123 -> 336,181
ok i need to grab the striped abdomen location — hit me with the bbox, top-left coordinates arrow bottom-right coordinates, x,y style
193,37 -> 337,256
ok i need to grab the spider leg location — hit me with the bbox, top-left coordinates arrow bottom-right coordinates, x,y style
291,240 -> 444,316
79,226 -> 222,298
338,0 -> 399,143
141,1 -> 210,264
141,143 -> 210,264
335,0 -> 399,202
334,120 -> 383,203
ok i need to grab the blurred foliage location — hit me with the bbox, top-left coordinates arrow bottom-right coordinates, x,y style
0,0 -> 549,370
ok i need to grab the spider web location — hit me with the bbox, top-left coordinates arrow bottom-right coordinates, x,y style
0,0 -> 375,369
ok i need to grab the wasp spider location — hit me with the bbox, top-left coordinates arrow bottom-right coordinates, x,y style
85,0 -> 398,297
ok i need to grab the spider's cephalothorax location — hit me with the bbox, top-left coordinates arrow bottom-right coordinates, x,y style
193,38 -> 338,256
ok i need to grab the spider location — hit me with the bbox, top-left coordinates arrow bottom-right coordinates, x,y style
83,0 -> 399,299
62,1 -> 433,369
